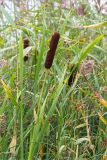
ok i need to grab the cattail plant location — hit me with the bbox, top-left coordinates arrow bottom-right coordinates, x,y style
23,38 -> 29,61
28,32 -> 60,160
68,64 -> 78,86
45,32 -> 60,69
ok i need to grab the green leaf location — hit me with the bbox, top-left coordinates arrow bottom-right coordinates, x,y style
73,34 -> 104,64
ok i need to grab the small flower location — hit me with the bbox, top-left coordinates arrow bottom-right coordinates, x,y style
45,32 -> 60,69
68,64 -> 78,86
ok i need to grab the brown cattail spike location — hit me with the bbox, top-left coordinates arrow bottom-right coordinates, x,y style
45,32 -> 60,69
68,65 -> 78,86
23,38 -> 29,49
23,38 -> 29,61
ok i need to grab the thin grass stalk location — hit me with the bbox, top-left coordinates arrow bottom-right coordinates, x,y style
19,35 -> 24,160
13,1 -> 18,158
37,70 -> 48,114
34,11 -> 46,95
33,29 -> 45,101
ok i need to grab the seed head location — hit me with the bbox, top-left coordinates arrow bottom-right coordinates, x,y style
45,32 -> 60,69
80,60 -> 94,76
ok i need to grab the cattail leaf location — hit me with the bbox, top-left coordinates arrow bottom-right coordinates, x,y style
73,34 -> 104,65
19,34 -> 24,159
82,21 -> 107,29
19,35 -> 24,90
78,34 -> 104,63
34,29 -> 45,92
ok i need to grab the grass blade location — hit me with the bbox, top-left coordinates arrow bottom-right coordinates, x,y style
19,35 -> 24,160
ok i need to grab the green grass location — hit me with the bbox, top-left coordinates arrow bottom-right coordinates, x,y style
0,1 -> 107,159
